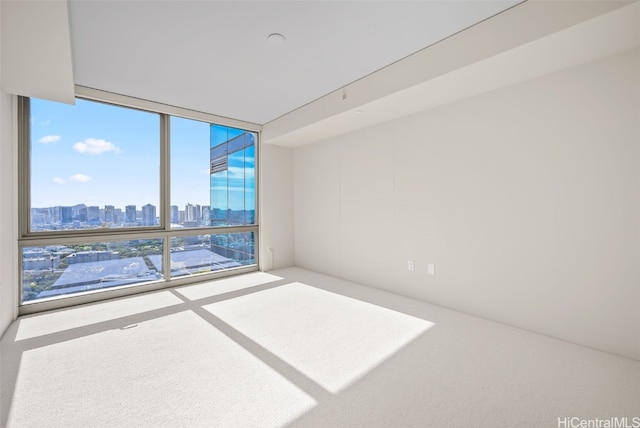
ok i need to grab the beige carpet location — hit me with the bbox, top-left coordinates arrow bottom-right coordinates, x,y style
1,267 -> 638,427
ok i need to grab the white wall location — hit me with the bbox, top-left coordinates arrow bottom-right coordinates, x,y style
294,49 -> 640,360
0,0 -> 73,340
1,0 -> 74,104
260,143 -> 295,270
0,3 -> 18,339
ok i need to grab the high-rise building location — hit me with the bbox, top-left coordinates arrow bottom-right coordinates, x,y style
87,206 -> 100,223
186,203 -> 203,222
31,208 -> 49,224
104,205 -> 115,223
170,205 -> 179,224
210,128 -> 255,226
125,205 -> 137,224
185,203 -> 198,222
50,206 -> 62,223
61,207 -> 72,224
142,204 -> 156,226
72,204 -> 86,219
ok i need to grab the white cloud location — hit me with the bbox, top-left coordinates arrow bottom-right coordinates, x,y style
73,138 -> 122,155
51,177 -> 65,185
210,186 -> 253,193
228,154 -> 255,164
38,135 -> 61,144
228,166 -> 255,179
70,174 -> 92,183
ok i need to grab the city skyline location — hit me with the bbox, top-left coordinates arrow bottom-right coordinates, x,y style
30,201 -> 211,210
30,201 -> 254,229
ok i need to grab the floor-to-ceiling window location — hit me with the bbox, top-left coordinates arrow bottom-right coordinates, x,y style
18,89 -> 259,312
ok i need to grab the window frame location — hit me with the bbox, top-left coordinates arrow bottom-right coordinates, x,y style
17,86 -> 261,315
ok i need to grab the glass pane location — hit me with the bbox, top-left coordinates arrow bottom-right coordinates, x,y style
171,119 -> 256,229
155,232 -> 255,278
29,98 -> 161,232
170,116 -> 211,229
22,239 -> 164,303
210,125 -> 256,226
243,145 -> 256,224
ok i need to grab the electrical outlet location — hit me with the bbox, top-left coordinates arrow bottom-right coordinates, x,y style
408,260 -> 415,271
427,264 -> 435,275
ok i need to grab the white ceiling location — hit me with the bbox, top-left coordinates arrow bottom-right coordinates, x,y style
263,0 -> 640,146
6,0 -> 630,146
68,0 -> 520,126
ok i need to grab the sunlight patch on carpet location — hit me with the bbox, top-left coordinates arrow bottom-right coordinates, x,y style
204,282 -> 435,393
175,271 -> 284,301
9,310 -> 316,428
15,291 -> 184,340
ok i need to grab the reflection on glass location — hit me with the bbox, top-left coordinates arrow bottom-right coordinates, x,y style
170,119 -> 256,229
145,232 -> 255,279
22,239 -> 164,302
210,125 -> 256,226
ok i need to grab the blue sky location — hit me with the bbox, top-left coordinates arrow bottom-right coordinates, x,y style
31,98 -> 255,211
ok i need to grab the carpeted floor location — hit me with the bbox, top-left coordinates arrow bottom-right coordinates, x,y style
1,267 -> 638,427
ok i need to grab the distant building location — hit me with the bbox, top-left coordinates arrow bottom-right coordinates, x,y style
23,255 -> 60,270
104,205 -> 115,223
66,250 -> 119,264
170,205 -> 179,223
87,206 -> 100,223
31,208 -> 49,224
78,207 -> 87,221
61,206 -> 73,224
50,206 -> 62,223
72,204 -> 87,221
185,203 -> 199,222
142,204 -> 156,226
125,205 -> 137,224
23,249 -> 50,259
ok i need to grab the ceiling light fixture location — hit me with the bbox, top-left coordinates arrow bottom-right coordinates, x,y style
267,33 -> 286,46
